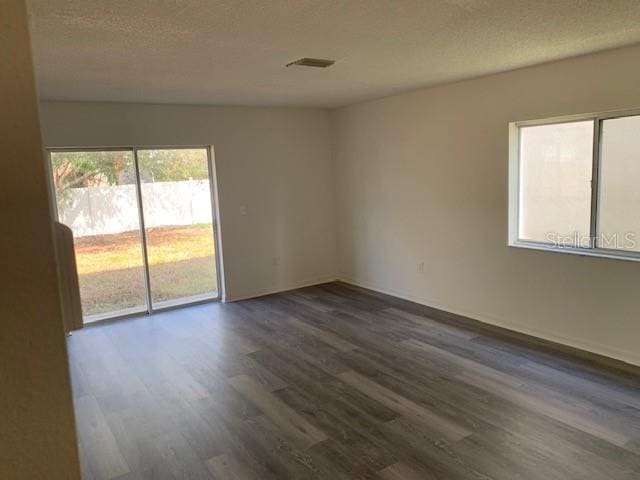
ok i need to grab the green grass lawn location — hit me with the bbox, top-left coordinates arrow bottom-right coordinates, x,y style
74,225 -> 217,317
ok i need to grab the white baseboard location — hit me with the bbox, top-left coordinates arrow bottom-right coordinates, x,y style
223,275 -> 337,303
338,276 -> 640,368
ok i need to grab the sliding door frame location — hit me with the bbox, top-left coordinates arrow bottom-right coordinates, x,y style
133,145 -> 222,314
46,145 -> 222,323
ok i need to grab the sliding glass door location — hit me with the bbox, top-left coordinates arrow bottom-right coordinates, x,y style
137,148 -> 218,309
50,150 -> 148,321
49,147 -> 219,323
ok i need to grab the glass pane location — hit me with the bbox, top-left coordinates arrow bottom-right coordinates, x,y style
50,151 -> 147,321
137,148 -> 218,308
598,115 -> 640,251
518,121 -> 593,247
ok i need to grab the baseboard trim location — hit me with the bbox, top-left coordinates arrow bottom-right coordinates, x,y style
223,276 -> 338,303
337,276 -> 640,373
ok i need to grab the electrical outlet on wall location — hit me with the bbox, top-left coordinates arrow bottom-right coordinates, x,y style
272,256 -> 280,267
418,262 -> 425,274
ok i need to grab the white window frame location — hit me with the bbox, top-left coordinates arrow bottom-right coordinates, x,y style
508,107 -> 640,263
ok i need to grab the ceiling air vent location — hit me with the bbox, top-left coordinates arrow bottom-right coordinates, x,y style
286,58 -> 335,68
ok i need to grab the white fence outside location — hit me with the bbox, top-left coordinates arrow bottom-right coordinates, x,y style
57,180 -> 213,237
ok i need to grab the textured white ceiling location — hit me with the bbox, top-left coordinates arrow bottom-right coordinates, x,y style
27,0 -> 640,108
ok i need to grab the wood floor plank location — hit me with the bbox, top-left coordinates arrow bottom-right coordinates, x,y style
151,432 -> 214,479
274,386 -> 398,471
242,414 -> 332,479
283,314 -> 358,352
205,453 -> 259,480
405,338 -> 640,441
250,347 -> 400,423
519,360 -> 640,410
383,307 -> 477,341
213,351 -> 288,392
378,462 -> 438,480
74,395 -> 130,480
308,438 -> 388,479
228,374 -> 328,449
459,371 -> 633,449
336,370 -> 472,442
402,338 -> 526,389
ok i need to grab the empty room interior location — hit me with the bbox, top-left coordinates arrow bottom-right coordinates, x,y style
4,1 -> 640,479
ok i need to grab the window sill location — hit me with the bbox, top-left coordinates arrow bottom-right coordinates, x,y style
509,241 -> 640,263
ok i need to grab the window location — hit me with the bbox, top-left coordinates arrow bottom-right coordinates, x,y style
509,109 -> 640,261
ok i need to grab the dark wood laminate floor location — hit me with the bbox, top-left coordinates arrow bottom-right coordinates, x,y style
68,282 -> 640,480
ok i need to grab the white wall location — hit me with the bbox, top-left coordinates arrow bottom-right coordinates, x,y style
39,102 -> 338,301
332,44 -> 640,366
